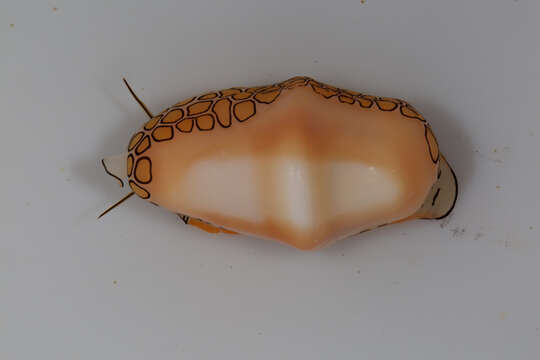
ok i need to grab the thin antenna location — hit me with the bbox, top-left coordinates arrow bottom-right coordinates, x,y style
98,192 -> 135,219
123,78 -> 154,118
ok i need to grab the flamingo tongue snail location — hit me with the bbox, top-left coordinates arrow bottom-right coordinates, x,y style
100,76 -> 457,250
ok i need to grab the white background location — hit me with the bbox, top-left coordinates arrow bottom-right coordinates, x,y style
1,0 -> 540,359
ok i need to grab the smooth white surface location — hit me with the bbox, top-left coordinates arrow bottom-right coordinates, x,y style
1,0 -> 540,359
183,158 -> 263,222
278,157 -> 314,229
328,161 -> 399,217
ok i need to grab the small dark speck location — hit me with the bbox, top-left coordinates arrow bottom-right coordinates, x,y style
474,150 -> 479,153
313,59 -> 319,64
10,23 -> 15,28
361,0 -> 366,3
52,7 -> 58,12
474,233 -> 483,240
229,265 -> 233,269
439,216 -> 452,229
530,226 -> 534,230
113,280 -> 117,285
496,185 -> 501,190
341,253 -> 345,256
450,227 -> 466,237
356,270 -> 361,274
257,331 -> 263,335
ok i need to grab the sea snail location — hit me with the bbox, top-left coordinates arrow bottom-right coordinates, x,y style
101,76 -> 458,250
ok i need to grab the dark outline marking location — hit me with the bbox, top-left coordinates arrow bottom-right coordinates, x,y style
260,85 -> 280,93
135,135 -> 151,155
175,96 -> 195,107
400,104 -> 425,121
375,99 -> 399,111
220,88 -> 243,97
434,158 -> 459,220
281,77 -> 311,89
187,101 -> 213,116
232,92 -> 252,101
254,88 -> 282,104
245,86 -> 267,94
128,132 -> 144,151
198,92 -> 218,100
127,154 -> 134,177
151,126 -> 174,142
144,116 -> 161,131
195,114 -> 216,131
129,180 -> 150,199
212,98 -> 232,128
357,96 -> 374,108
310,83 -> 337,99
432,188 -> 441,206
161,108 -> 184,124
133,156 -> 152,184
320,82 -> 338,91
424,125 -> 440,163
338,95 -> 355,104
233,100 -> 256,122
419,157 -> 459,221
176,118 -> 194,133
280,76 -> 307,86
101,158 -> 124,188
341,89 -> 361,97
